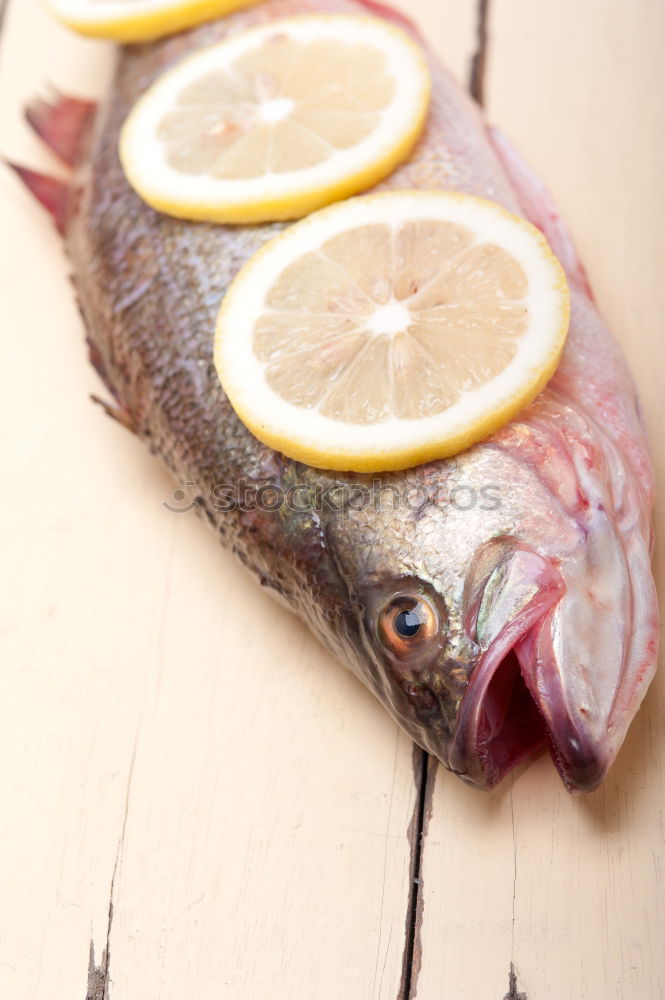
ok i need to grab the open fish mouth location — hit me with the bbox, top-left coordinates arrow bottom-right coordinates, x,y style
451,632 -> 610,793
449,550 -> 612,793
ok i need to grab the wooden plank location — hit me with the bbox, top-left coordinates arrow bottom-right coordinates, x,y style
416,2 -> 665,998
12,2 -> 660,998
410,0 -> 478,87
0,2 -> 475,996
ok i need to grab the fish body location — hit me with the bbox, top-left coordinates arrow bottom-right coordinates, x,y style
38,0 -> 656,790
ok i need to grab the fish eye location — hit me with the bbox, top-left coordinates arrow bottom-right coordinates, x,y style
379,593 -> 439,657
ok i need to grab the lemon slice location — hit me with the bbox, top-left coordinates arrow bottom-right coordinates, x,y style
214,191 -> 570,472
47,0 -> 262,42
119,15 -> 431,223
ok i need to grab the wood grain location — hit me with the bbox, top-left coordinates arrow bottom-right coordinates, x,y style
0,1 -> 662,998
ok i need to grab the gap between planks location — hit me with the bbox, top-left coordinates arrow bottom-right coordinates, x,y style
398,4 -> 523,999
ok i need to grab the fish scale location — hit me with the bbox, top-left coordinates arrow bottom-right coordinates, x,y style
21,0 -> 657,791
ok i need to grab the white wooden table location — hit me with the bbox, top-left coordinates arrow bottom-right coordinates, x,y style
0,1 -> 663,997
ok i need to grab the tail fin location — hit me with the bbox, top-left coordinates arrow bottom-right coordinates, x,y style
6,162 -> 68,232
25,92 -> 95,167
7,91 -> 95,232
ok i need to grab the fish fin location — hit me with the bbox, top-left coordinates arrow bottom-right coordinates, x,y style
354,0 -> 417,35
6,161 -> 68,233
91,394 -> 136,433
25,92 -> 96,167
86,336 -> 136,433
487,125 -> 594,299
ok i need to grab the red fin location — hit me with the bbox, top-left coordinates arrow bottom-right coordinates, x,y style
25,92 -> 95,167
7,162 -> 68,232
488,126 -> 594,299
354,0 -> 418,35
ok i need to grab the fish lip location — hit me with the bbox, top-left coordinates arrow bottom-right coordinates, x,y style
514,623 -> 611,793
537,717 -> 610,793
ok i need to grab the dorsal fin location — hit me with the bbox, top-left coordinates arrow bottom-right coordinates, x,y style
488,125 -> 594,299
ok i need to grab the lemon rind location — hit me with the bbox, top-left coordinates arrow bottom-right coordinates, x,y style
47,0 -> 262,42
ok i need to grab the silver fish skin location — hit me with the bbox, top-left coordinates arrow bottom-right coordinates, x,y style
50,0 -> 657,791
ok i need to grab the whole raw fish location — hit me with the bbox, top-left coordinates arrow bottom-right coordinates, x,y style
17,0 -> 658,791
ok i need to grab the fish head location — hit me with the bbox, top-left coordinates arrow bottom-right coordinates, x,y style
324,415 -> 657,793
326,478 -> 564,790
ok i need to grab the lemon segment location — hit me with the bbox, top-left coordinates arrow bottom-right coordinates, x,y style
119,15 -> 431,223
214,191 -> 570,472
47,0 -> 263,42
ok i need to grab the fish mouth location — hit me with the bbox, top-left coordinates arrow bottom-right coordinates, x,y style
463,646 -> 545,787
449,552 -> 611,792
451,631 -> 610,793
